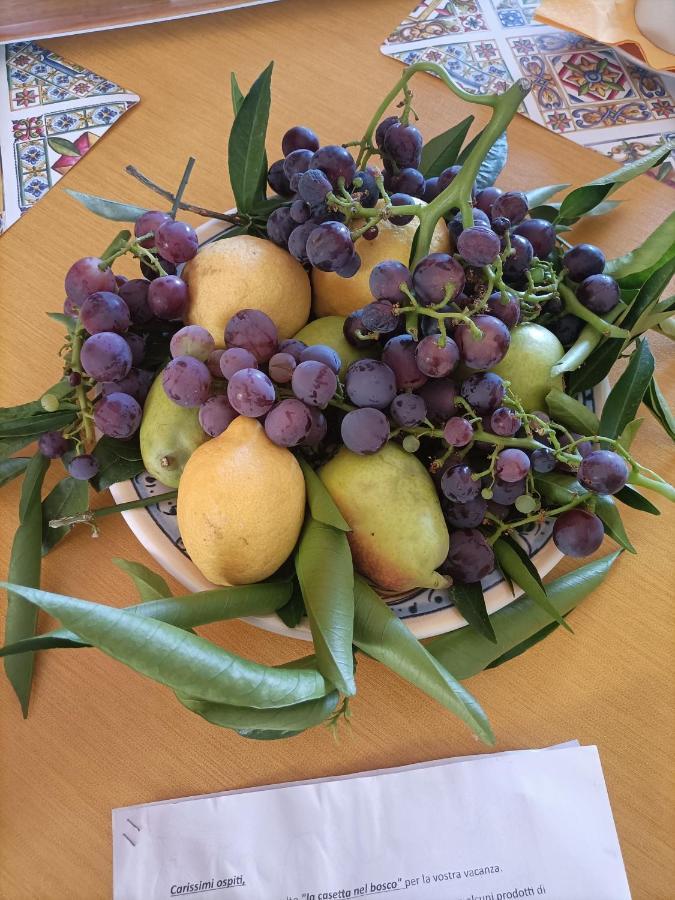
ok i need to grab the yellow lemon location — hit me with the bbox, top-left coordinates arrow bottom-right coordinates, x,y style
312,207 -> 450,318
177,416 -> 305,585
184,235 -> 310,347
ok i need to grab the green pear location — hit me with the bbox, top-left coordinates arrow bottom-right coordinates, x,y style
294,316 -> 375,378
490,322 -> 564,411
319,443 -> 450,592
140,371 -> 208,488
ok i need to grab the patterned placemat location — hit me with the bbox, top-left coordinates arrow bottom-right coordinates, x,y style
0,41 -> 139,233
381,0 -> 675,187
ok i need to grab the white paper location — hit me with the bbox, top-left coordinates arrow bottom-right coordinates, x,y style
113,744 -> 630,900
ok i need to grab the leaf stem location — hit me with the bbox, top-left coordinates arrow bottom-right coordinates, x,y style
48,489 -> 178,529
171,157 -> 196,218
124,165 -> 244,225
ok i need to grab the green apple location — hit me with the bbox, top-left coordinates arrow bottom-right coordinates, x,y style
294,315 -> 376,378
490,322 -> 565,411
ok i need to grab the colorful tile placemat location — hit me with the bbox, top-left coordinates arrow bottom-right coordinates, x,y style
0,41 -> 139,233
381,0 -> 675,187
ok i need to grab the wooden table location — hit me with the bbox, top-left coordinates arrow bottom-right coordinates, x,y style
1,1 -> 673,896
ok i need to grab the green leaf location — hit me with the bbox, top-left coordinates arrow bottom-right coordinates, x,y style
90,435 -> 144,491
41,477 -> 89,555
0,583 -> 328,708
534,472 -> 586,507
545,388 -> 600,436
0,457 -> 29,489
583,200 -> 622,217
177,689 -> 339,735
485,621 -> 560,670
298,459 -> 349,531
605,211 -> 675,283
112,558 -> 172,601
452,581 -> 496,643
0,382 -> 73,423
47,312 -> 77,332
594,495 -> 636,554
0,410 -> 77,438
614,484 -> 660,515
295,519 -> 355,696
276,578 -> 306,628
230,72 -> 244,116
475,131 -> 507,190
101,229 -> 131,260
227,62 -> 273,215
618,418 -> 643,450
420,116 -> 474,177
643,375 -> 675,441
353,576 -> 494,745
599,339 -> 654,438
527,203 -> 560,223
557,183 -> 611,225
66,189 -> 150,222
48,136 -> 80,156
493,534 -> 570,630
525,183 -> 570,207
3,454 -> 49,716
427,552 -> 621,679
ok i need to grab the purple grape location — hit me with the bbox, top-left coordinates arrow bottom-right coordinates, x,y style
147,275 -> 189,320
443,496 -> 488,529
416,334 -> 460,378
486,291 -> 520,328
495,448 -> 530,482
266,207 -> 296,246
303,407 -> 328,446
283,148 -> 314,187
390,393 -> 427,427
94,392 -> 142,439
291,360 -> 337,407
455,315 -> 510,370
369,260 -> 412,303
336,252 -> 361,278
382,335 -> 427,391
490,477 -> 526,504
282,125 -> 320,156
310,145 -> 356,188
341,408 -> 390,455
441,529 -> 495,583
100,367 -> 151,404
491,216 -> 510,236
392,167 -> 425,197
198,395 -> 238,437
288,222 -> 318,263
448,210 -> 490,248
531,448 -> 556,473
206,349 -> 226,378
422,177 -> 440,202
375,116 -> 398,149
490,406 -> 521,436
227,368 -> 275,417
418,379 -> 458,425
412,253 -> 465,306
576,274 -> 619,314
362,300 -> 400,334
81,332 -> 132,382
351,169 -> 379,207
140,256 -> 177,281
502,235 -> 534,282
80,291 -> 130,335
170,325 -> 215,361
297,168 -> 333,205
553,508 -> 604,557
345,359 -> 397,409
115,274 -> 128,287
268,352 -> 297,384
562,243 -> 605,282
577,450 -> 629,495
300,344 -> 341,374
220,347 -> 258,379
118,279 -> 152,325
443,417 -> 474,447
441,464 -> 481,503
570,433 -> 593,459
68,454 -> 99,481
513,219 -> 556,258
155,219 -> 198,264
457,226 -> 500,267
383,123 -> 423,169
549,314 -> 583,348
487,499 -> 512,520
475,186 -> 502,216
264,399 -> 313,447
388,192 -> 416,226
306,221 -> 354,272
290,199 -> 311,224
278,338 -> 307,361
437,164 -> 461,192
491,191 -> 528,225
134,210 -> 171,248
224,309 -> 278,363
124,333 -> 145,367
65,257 -> 116,304
63,296 -> 81,318
38,431 -> 71,459
267,159 -> 292,197
162,356 -> 211,407
460,371 -> 506,414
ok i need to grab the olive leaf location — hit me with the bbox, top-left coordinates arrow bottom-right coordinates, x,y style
545,388 -> 600,436
353,576 -> 494,745
599,338 -> 654,439
614,485 -> 660,516
66,189 -> 150,222
295,519 -> 355,696
493,534 -> 570,630
0,458 -> 29,489
643,376 -> 675,441
524,183 -> 570,208
112,558 -> 172,601
230,72 -> 244,116
594,495 -> 636,554
91,435 -> 144,491
420,115 -> 474,177
41,476 -> 89,555
0,583 -> 328,709
3,454 -> 49,716
605,210 -> 675,286
299,459 -> 349,531
228,62 -> 273,215
475,131 -> 507,190
452,581 -> 496,643
427,551 -> 621,679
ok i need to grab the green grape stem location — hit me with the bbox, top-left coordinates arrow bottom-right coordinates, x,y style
486,493 -> 588,545
69,320 -> 94,449
559,284 -> 630,340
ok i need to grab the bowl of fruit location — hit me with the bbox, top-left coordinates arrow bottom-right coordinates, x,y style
2,62 -> 673,744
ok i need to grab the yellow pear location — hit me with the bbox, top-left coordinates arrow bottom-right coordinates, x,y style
319,443 -> 449,592
490,322 -> 564,411
183,235 -> 311,346
178,417 -> 305,585
294,315 -> 375,378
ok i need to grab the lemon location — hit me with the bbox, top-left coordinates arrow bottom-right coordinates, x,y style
184,235 -> 311,347
177,416 -> 305,585
311,206 -> 450,318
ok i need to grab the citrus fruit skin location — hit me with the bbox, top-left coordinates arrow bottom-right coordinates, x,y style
177,416 -> 305,585
294,316 -> 375,377
319,443 -> 449,592
311,209 -> 450,318
490,322 -> 564,412
184,235 -> 311,346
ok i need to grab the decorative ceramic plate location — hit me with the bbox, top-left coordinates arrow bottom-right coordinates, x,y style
110,218 -> 610,641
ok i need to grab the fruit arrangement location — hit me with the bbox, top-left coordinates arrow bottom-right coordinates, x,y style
2,62 -> 674,745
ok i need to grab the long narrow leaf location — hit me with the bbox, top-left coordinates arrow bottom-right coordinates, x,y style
599,339 -> 654,438
230,72 -> 244,115
41,477 -> 89,555
0,458 -> 29,488
65,189 -> 150,222
452,582 -> 496,643
228,63 -> 273,214
112,558 -> 172,601
545,388 -> 600,436
525,183 -> 570,207
605,210 -> 675,284
420,115 -> 473,177
614,485 -> 660,515
299,459 -> 349,531
493,535 -> 570,630
643,376 -> 675,441
177,690 -> 339,733
594,495 -> 636,554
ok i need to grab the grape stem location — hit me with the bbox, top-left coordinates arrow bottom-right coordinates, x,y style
171,157 -> 196,219
629,470 -> 675,501
69,320 -> 94,449
486,493 -> 588,545
559,284 -> 630,340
